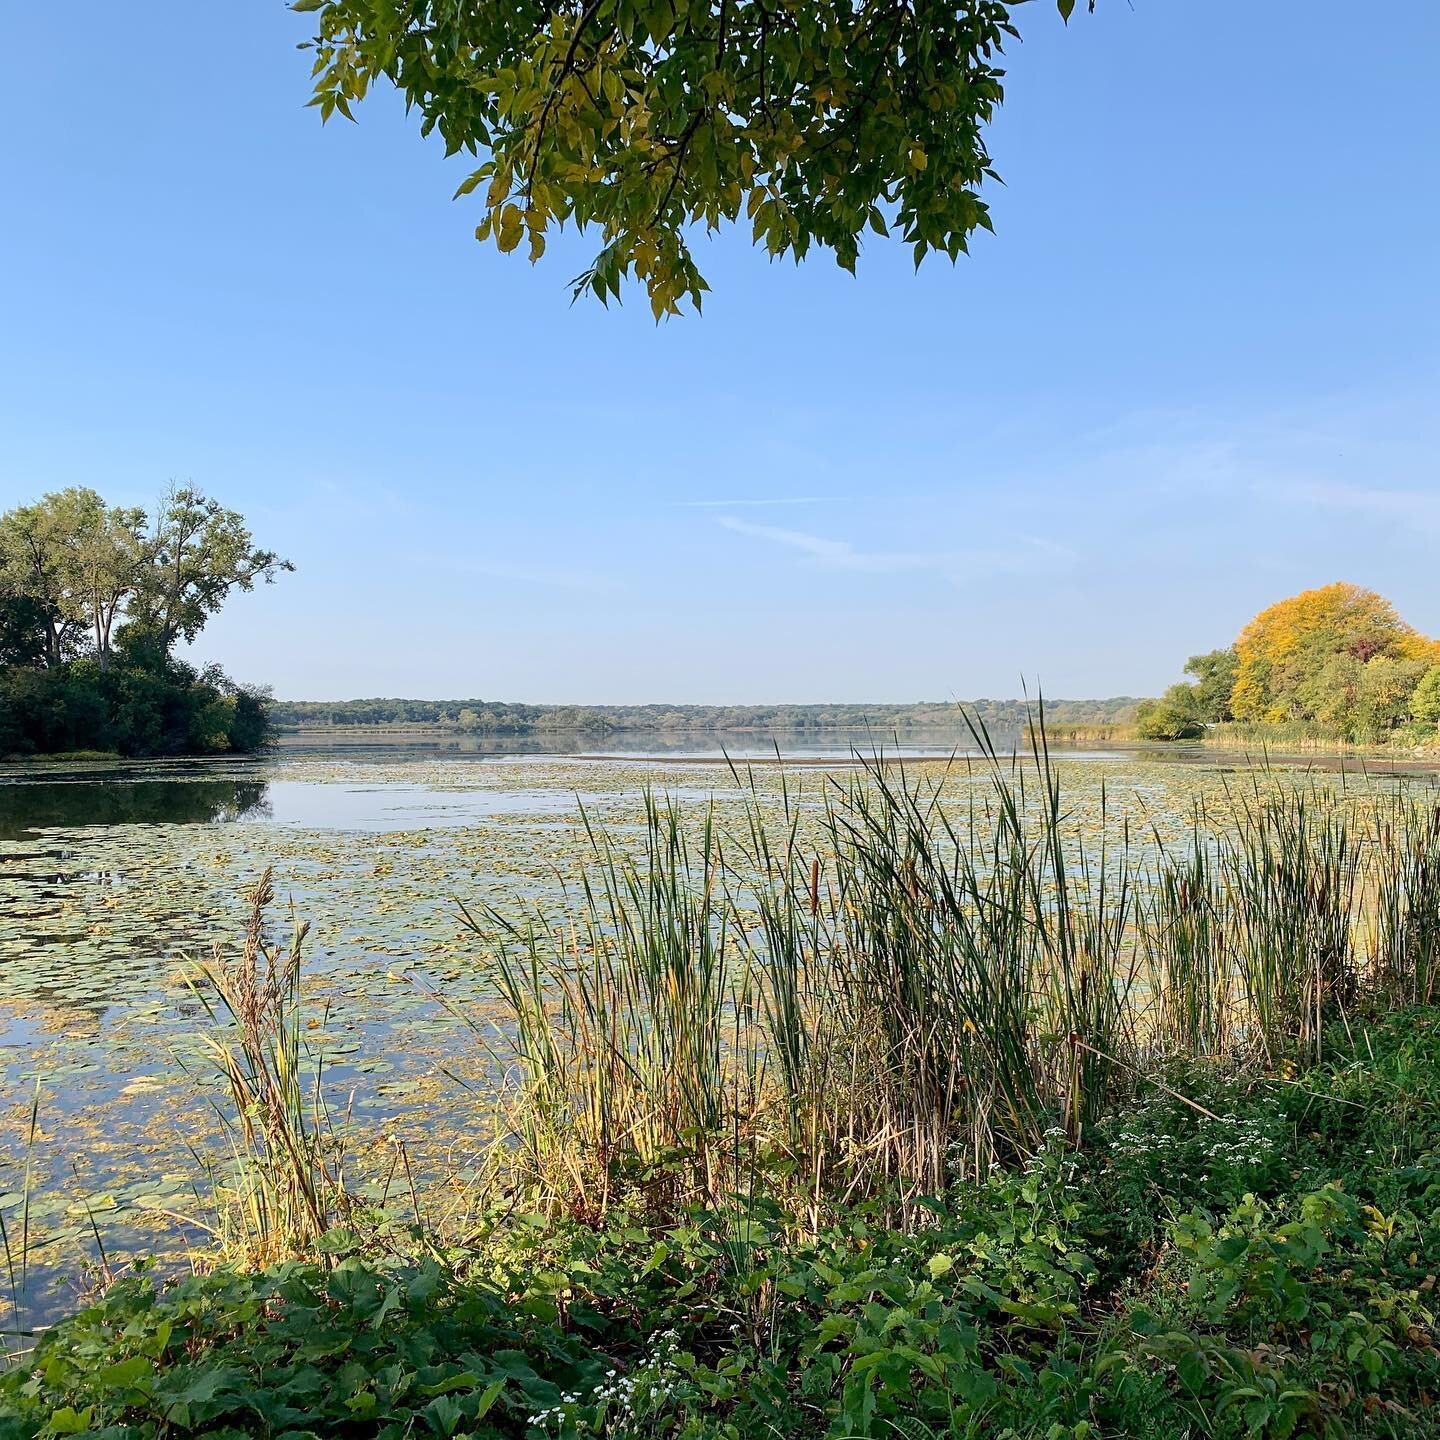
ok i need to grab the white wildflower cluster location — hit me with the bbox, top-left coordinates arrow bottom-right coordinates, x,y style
527,1328 -> 687,1437
1108,1108 -> 1276,1179
1196,1113 -> 1274,1171
948,1127 -> 1084,1190
1022,1127 -> 1082,1188
527,1390 -> 588,1435
1108,1119 -> 1180,1161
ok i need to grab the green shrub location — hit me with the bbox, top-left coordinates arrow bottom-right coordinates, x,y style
1136,690 -> 1205,741
0,654 -> 272,758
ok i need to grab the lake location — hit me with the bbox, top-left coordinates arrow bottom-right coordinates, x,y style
1,736 -> 1434,1317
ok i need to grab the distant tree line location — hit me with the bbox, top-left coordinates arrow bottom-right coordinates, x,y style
0,487 -> 289,757
271,696 -> 1143,735
1138,583 -> 1440,744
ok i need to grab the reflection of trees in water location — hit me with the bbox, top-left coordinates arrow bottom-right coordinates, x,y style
282,727 -> 1017,759
0,780 -> 270,838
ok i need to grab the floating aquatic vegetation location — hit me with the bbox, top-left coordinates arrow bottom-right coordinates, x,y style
0,749 -> 1431,1318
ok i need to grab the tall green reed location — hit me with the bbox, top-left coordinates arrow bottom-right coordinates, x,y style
1222,780 -> 1359,1064
0,1081 -> 42,1359
1141,831 -> 1232,1059
477,723 -> 1153,1224
1369,795 -> 1440,1006
464,721 -> 1440,1228
469,798 -> 756,1221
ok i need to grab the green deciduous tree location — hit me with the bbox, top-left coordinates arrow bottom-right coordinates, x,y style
1182,647 -> 1237,724
68,492 -> 148,673
0,492 -> 89,668
132,486 -> 293,652
1296,652 -> 1364,739
1295,654 -> 1427,743
0,593 -> 54,669
0,487 -> 291,758
0,487 -> 148,672
1354,656 -> 1429,741
1413,667 -> 1440,728
297,0 -> 1087,316
1135,684 -> 1205,741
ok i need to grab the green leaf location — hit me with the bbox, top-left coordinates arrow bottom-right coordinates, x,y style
425,1393 -> 466,1436
100,1355 -> 155,1390
41,1410 -> 93,1437
474,1379 -> 506,1419
420,1371 -> 480,1397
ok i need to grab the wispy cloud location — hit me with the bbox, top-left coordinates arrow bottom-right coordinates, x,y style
716,515 -> 941,573
1280,480 -> 1440,529
1016,532 -> 1083,562
673,496 -> 841,509
716,514 -> 1080,580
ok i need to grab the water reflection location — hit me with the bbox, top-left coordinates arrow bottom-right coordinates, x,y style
276,726 -> 1022,760
0,779 -> 270,839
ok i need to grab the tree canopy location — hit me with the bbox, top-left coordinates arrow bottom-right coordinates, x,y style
297,0 -> 1087,316
1133,649 -> 1237,741
1142,584 -> 1440,746
1231,583 -> 1439,728
0,486 -> 291,674
0,487 -> 290,757
139,487 -> 293,652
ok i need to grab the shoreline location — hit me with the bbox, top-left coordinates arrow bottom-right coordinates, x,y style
5,737 -> 1439,778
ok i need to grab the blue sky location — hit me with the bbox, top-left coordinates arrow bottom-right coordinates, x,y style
2,1 -> 1437,703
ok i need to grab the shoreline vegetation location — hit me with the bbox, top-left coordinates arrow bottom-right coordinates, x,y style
270,696 -> 1143,737
0,488 -> 288,760
1200,721 -> 1440,758
1135,584 -> 1440,751
4,729 -> 1440,1437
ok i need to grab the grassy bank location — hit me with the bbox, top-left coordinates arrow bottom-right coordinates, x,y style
1201,722 -> 1440,757
1,749 -> 122,764
1021,721 -> 1138,744
3,737 -> 1440,1436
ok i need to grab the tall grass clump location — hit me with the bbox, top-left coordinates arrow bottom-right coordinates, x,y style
463,718 -> 1440,1231
760,751 -> 1058,1207
1018,729 -> 1142,1146
470,798 -> 756,1222
1222,782 -> 1360,1064
186,869 -> 350,1265
476,727 -> 1154,1225
754,735 -> 1142,1211
1141,832 -> 1233,1060
1369,795 -> 1440,1006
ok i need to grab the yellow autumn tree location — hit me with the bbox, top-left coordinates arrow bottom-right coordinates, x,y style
1230,582 -> 1440,725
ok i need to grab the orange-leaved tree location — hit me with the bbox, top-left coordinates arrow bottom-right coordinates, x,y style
1230,582 -> 1440,727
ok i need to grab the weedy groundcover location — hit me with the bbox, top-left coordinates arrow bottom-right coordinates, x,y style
4,1011 -> 1440,1439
